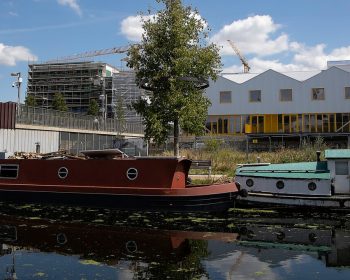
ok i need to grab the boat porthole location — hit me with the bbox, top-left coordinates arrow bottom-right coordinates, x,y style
126,168 -> 138,181
126,240 -> 137,253
276,180 -> 285,189
58,167 -> 68,179
56,233 -> 67,245
276,231 -> 285,241
308,182 -> 317,191
246,179 -> 254,187
309,232 -> 317,243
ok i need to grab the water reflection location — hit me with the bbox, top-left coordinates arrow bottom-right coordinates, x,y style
0,212 -> 350,279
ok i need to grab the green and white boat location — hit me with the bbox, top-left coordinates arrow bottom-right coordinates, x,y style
235,149 -> 350,209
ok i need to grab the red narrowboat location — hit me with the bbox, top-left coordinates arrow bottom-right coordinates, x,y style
0,149 -> 243,212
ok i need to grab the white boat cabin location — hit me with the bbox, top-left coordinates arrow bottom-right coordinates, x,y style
325,149 -> 350,194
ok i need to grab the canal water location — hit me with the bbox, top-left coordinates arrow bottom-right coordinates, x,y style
0,203 -> 349,279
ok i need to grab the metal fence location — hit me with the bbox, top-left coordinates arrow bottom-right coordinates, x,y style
17,105 -> 144,135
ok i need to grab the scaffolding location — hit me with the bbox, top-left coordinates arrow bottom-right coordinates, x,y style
111,71 -> 144,122
27,61 -> 117,115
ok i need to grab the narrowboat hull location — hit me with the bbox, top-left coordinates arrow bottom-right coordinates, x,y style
0,154 -> 240,212
0,183 -> 239,212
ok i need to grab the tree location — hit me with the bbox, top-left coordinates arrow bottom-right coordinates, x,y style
127,0 -> 221,156
24,94 -> 37,107
52,92 -> 68,112
87,99 -> 99,116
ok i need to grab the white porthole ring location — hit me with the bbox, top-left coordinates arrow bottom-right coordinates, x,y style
58,167 -> 69,179
126,168 -> 138,181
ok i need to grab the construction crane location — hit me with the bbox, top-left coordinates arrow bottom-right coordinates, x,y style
44,45 -> 132,64
227,40 -> 250,73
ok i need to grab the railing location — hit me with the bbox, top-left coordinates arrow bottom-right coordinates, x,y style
17,105 -> 144,135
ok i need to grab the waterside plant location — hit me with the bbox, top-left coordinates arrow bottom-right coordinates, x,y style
171,137 -> 329,177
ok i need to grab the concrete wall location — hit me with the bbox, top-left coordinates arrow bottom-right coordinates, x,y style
0,128 -> 59,153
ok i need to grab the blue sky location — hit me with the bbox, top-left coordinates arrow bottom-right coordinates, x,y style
1,0 -> 350,102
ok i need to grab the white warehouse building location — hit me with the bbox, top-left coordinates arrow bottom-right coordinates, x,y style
204,61 -> 350,139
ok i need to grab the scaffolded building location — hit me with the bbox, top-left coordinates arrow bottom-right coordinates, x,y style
27,62 -> 143,121
27,61 -> 117,115
112,71 -> 144,122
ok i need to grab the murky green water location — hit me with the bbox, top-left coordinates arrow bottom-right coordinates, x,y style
0,203 -> 350,279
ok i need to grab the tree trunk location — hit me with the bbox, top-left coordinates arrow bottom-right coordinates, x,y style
173,117 -> 180,157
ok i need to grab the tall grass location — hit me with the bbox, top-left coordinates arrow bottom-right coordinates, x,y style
164,136 -> 329,176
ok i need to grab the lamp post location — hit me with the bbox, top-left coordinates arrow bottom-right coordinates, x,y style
11,72 -> 22,113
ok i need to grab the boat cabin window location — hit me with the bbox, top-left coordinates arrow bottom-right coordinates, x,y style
0,165 -> 19,179
335,161 -> 349,175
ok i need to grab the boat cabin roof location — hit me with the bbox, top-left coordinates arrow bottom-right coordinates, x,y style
236,161 -> 330,180
325,149 -> 350,159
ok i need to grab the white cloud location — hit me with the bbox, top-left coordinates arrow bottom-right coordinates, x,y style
211,15 -> 289,57
0,43 -> 38,66
215,15 -> 350,73
329,46 -> 350,59
291,43 -> 328,69
57,0 -> 82,17
121,15 -> 154,42
120,13 -> 206,42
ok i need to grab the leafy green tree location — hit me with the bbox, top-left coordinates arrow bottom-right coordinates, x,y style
24,94 -> 37,107
87,99 -> 99,116
52,92 -> 68,112
127,0 -> 221,156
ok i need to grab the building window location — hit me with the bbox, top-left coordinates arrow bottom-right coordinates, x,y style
249,90 -> 261,102
280,89 -> 292,102
220,91 -> 232,103
345,87 -> 350,99
311,88 -> 325,100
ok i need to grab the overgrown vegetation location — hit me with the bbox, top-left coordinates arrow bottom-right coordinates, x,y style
166,137 -> 329,177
